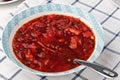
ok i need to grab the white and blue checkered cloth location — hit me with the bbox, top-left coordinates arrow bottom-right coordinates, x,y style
0,0 -> 120,80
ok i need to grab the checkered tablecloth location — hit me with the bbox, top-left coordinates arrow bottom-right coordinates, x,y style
0,0 -> 120,80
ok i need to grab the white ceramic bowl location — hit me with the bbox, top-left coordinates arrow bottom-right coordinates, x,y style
2,4 -> 104,76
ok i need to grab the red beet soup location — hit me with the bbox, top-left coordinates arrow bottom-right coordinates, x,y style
12,14 -> 96,72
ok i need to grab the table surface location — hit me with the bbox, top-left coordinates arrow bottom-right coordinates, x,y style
0,0 -> 120,80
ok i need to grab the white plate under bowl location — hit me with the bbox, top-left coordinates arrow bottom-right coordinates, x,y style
0,0 -> 18,4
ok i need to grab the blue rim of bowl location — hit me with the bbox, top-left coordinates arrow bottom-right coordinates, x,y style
2,3 -> 104,76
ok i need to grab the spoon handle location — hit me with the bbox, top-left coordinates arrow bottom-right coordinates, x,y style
74,59 -> 118,78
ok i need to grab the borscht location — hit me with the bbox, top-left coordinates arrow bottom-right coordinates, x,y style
12,14 -> 95,72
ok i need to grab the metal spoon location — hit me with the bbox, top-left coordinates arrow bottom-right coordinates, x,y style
74,59 -> 118,78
